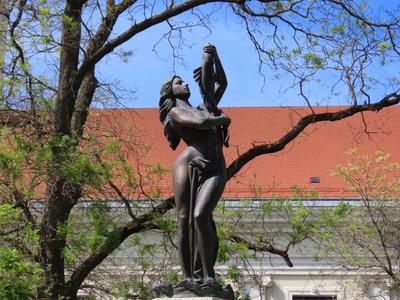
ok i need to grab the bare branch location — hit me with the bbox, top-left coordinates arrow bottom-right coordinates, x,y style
326,0 -> 400,28
94,153 -> 137,221
77,0 -> 244,79
227,93 -> 400,179
229,234 -> 293,267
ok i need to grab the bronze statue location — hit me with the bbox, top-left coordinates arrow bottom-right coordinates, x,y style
157,44 -> 233,299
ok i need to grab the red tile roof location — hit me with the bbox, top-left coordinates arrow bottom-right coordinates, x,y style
87,106 -> 400,199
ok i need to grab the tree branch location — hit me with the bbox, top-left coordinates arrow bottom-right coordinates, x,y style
326,0 -> 400,28
53,0 -> 84,135
76,0 -> 244,80
71,69 -> 98,138
227,93 -> 400,179
229,234 -> 293,267
64,196 -> 175,297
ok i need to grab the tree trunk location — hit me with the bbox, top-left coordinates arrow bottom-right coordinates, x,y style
38,1 -> 84,298
0,0 -> 9,98
39,173 -> 81,299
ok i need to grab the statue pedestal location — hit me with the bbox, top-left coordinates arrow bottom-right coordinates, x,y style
153,297 -> 224,300
151,280 -> 233,300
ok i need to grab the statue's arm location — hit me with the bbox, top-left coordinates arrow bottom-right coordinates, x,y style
212,49 -> 227,104
202,45 -> 227,107
169,107 -> 230,129
201,49 -> 218,112
195,44 -> 227,113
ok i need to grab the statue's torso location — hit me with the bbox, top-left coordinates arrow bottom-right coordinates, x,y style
171,106 -> 226,172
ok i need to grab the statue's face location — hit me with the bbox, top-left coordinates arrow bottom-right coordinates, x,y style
172,77 -> 190,101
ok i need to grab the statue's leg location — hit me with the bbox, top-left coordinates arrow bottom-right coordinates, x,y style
194,214 -> 218,282
193,174 -> 226,282
173,162 -> 192,281
193,248 -> 203,283
210,215 -> 219,267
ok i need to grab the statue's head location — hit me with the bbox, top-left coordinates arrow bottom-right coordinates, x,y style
159,75 -> 183,150
171,76 -> 190,101
159,75 -> 177,105
159,75 -> 190,106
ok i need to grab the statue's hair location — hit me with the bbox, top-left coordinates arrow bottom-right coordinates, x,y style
159,75 -> 180,150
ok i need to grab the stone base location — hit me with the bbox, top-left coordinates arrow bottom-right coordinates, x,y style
152,279 -> 234,300
154,298 -> 225,300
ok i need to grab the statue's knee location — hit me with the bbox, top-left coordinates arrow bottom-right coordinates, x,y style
193,211 -> 208,225
177,214 -> 189,226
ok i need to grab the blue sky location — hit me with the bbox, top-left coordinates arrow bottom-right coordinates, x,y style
97,13 -> 274,108
96,2 -> 400,108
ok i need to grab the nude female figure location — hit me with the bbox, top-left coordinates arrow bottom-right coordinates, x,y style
159,44 -> 230,291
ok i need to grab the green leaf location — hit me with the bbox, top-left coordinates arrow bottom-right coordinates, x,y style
304,53 -> 323,68
0,247 -> 42,299
331,24 -> 345,35
378,41 -> 390,53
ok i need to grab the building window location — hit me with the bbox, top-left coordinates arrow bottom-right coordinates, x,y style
292,296 -> 337,300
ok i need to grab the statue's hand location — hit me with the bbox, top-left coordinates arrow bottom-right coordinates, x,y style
206,101 -> 219,115
219,114 -> 231,127
203,43 -> 217,57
